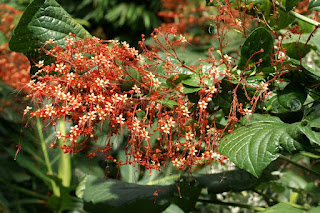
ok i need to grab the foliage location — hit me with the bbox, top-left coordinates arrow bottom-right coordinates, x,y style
1,0 -> 320,212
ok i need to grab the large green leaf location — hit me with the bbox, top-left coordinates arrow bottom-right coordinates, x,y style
82,175 -> 175,213
4,147 -> 52,186
9,0 -> 91,53
193,169 -> 261,194
277,82 -> 307,112
118,150 -> 140,183
239,27 -> 273,69
282,33 -> 320,54
288,59 -> 320,88
220,114 -> 306,177
308,206 -> 320,213
298,107 -> 320,146
261,203 -> 303,213
309,0 -> 320,12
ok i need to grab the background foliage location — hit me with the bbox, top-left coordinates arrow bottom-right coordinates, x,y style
0,0 -> 320,213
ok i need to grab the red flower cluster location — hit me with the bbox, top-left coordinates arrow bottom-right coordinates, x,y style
24,31 -> 231,171
0,4 -> 30,91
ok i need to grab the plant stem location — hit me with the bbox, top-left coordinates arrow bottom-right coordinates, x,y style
274,1 -> 320,27
198,198 -> 265,211
300,151 -> 320,159
279,155 -> 320,176
254,190 -> 309,211
0,177 -> 48,201
58,119 -> 72,187
36,118 -> 60,196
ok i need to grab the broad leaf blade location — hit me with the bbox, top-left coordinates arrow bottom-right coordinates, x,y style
309,0 -> 320,12
220,114 -> 304,177
239,27 -> 273,69
118,150 -> 140,183
82,175 -> 174,213
277,82 -> 307,112
9,0 -> 91,53
299,109 -> 320,146
193,169 -> 260,194
285,0 -> 303,11
261,203 -> 303,213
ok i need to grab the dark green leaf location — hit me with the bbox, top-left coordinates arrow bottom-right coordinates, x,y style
187,92 -> 200,103
309,0 -> 320,12
239,27 -> 273,69
285,0 -> 303,11
277,82 -> 307,112
82,175 -> 174,213
47,175 -> 83,211
282,33 -> 320,53
261,203 -> 303,213
220,114 -> 306,177
269,9 -> 295,30
265,95 -> 289,113
9,0 -> 91,53
261,66 -> 276,75
283,42 -> 311,60
4,147 -> 52,186
298,108 -> 320,146
288,59 -> 320,87
120,68 -> 142,91
182,86 -> 201,94
193,170 -> 260,194
171,181 -> 201,212
166,74 -> 190,88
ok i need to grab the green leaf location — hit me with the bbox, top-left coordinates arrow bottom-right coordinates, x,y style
156,99 -> 178,108
82,175 -> 174,213
269,9 -> 296,30
9,0 -> 91,53
182,86 -> 201,94
309,0 -> 320,12
120,68 -> 142,91
181,76 -> 201,87
220,114 -> 306,177
163,204 -> 184,213
288,59 -> 320,86
171,181 -> 201,212
47,175 -> 83,211
283,42 -> 311,60
265,95 -> 289,114
282,33 -> 320,53
239,27 -> 273,69
118,150 -> 140,183
166,74 -> 190,88
298,107 -> 320,146
280,171 -> 307,190
193,170 -> 260,194
4,147 -> 52,186
308,206 -> 320,213
285,0 -> 303,11
277,82 -> 307,112
261,203 -> 303,213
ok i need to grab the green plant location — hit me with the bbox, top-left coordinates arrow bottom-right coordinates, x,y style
3,0 -> 320,212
